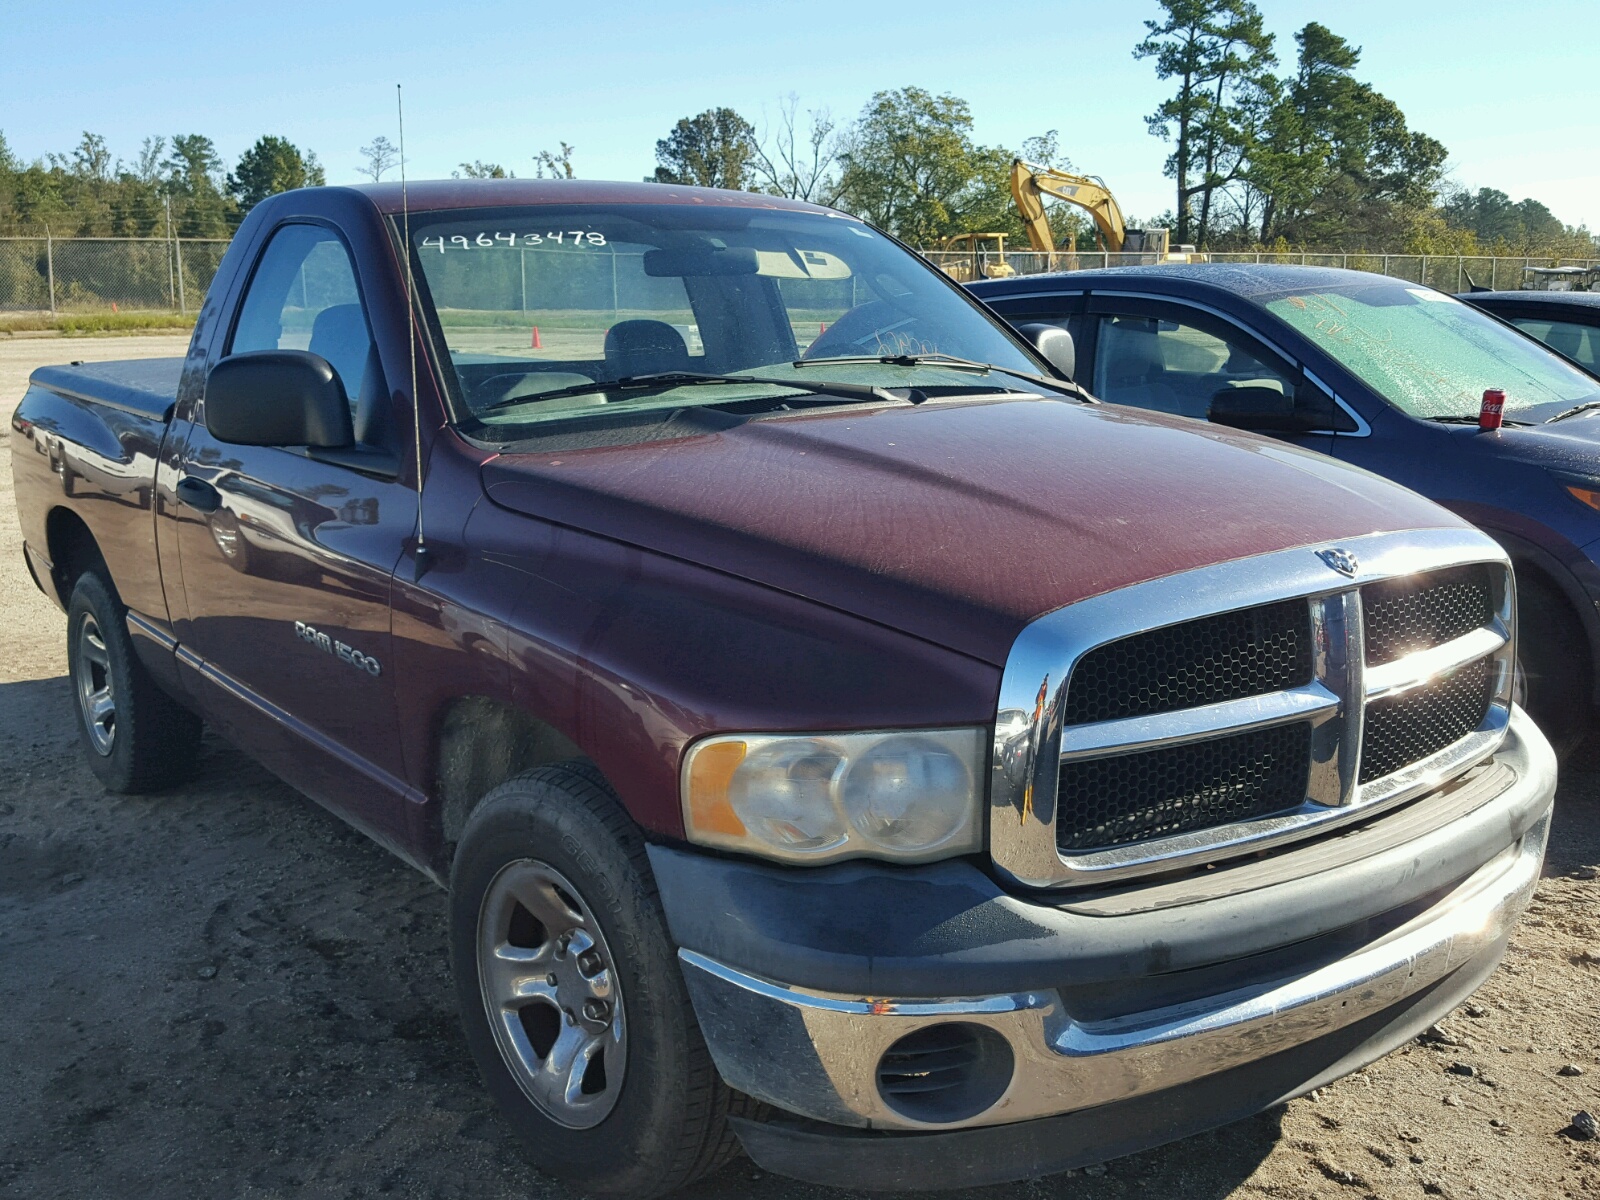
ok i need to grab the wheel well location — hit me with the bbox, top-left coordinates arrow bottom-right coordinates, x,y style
1511,552 -> 1595,672
435,696 -> 588,846
1513,553 -> 1587,612
1513,557 -> 1584,629
45,507 -> 106,596
1482,523 -> 1600,700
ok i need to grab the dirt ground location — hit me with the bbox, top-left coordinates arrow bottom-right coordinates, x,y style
1,335 -> 1597,1200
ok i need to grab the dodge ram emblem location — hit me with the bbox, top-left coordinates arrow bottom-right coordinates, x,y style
1316,547 -> 1360,577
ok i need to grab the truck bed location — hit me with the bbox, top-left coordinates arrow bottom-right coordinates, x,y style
29,357 -> 184,422
12,355 -> 183,622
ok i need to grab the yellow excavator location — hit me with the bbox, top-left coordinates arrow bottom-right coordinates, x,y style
1009,159 -> 1200,266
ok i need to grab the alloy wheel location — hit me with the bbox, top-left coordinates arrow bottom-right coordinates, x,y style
75,613 -> 116,756
476,859 -> 627,1128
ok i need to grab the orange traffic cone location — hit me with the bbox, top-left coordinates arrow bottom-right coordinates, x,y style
531,326 -> 543,349
819,322 -> 828,335
112,302 -> 119,313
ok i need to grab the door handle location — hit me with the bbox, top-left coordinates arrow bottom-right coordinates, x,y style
175,476 -> 222,514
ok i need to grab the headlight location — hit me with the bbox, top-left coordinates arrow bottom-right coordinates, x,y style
682,728 -> 986,864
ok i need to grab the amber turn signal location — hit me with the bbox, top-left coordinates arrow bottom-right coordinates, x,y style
685,739 -> 749,837
1566,485 -> 1600,512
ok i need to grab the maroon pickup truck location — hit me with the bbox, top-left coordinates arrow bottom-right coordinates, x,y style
10,180 -> 1554,1196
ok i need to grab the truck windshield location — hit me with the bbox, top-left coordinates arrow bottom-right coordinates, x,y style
1263,282 -> 1600,422
405,203 -> 1042,429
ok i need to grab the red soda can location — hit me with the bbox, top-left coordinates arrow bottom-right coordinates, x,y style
1479,388 -> 1505,430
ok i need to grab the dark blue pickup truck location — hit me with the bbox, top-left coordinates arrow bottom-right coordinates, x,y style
973,265 -> 1600,753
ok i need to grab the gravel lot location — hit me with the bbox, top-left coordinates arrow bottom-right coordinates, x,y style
1,334 -> 1597,1200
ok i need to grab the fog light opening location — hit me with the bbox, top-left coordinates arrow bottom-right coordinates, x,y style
875,1022 -> 1014,1124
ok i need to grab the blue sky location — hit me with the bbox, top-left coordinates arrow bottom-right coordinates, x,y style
4,0 -> 1597,230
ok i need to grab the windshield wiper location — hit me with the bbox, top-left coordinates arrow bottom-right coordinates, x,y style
1546,400 -> 1600,423
1425,414 -> 1532,427
792,353 -> 1091,400
477,370 -> 904,415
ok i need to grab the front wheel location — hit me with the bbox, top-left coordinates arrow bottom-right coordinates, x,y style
449,765 -> 744,1198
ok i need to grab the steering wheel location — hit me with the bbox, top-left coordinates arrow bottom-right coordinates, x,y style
801,301 -> 921,360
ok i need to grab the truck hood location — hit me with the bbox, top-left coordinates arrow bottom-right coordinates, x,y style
481,398 -> 1466,665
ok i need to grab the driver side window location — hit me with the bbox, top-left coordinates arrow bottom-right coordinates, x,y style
231,225 -> 387,442
1090,313 -> 1298,420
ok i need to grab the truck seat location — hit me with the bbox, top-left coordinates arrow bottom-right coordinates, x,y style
1099,325 -> 1185,416
309,304 -> 375,404
1545,323 -> 1586,362
605,320 -> 689,378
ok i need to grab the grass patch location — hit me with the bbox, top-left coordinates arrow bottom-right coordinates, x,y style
0,311 -> 197,336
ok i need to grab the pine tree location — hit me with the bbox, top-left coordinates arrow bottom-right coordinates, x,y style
1135,0 -> 1277,245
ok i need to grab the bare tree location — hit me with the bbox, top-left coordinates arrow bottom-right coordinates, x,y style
66,132 -> 115,183
534,143 -> 576,179
135,136 -> 167,185
1019,130 -> 1071,172
357,136 -> 399,182
751,94 -> 844,203
1211,175 -> 1266,243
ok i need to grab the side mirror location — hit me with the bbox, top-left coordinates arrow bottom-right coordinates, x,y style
205,350 -> 353,448
1208,385 -> 1315,433
1016,323 -> 1075,379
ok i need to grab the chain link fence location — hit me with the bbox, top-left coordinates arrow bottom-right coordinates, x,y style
5,236 -> 1599,315
0,236 -> 230,314
922,248 -> 1600,291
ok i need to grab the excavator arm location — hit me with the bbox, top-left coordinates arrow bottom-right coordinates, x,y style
1009,159 -> 1129,253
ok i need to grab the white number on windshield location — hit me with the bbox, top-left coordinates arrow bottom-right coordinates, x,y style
419,231 -> 608,252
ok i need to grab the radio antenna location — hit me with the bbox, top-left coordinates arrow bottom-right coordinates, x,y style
397,83 -> 430,578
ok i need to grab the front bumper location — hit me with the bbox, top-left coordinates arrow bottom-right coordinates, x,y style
654,710 -> 1555,1187
727,942 -> 1511,1191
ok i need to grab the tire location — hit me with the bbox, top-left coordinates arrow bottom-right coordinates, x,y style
1517,574 -> 1593,759
449,765 -> 744,1198
66,571 -> 202,792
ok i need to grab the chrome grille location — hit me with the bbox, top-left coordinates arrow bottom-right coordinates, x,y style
1361,657 -> 1495,781
1363,565 -> 1494,666
1057,723 -> 1311,850
1062,600 -> 1311,724
991,531 -> 1517,889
